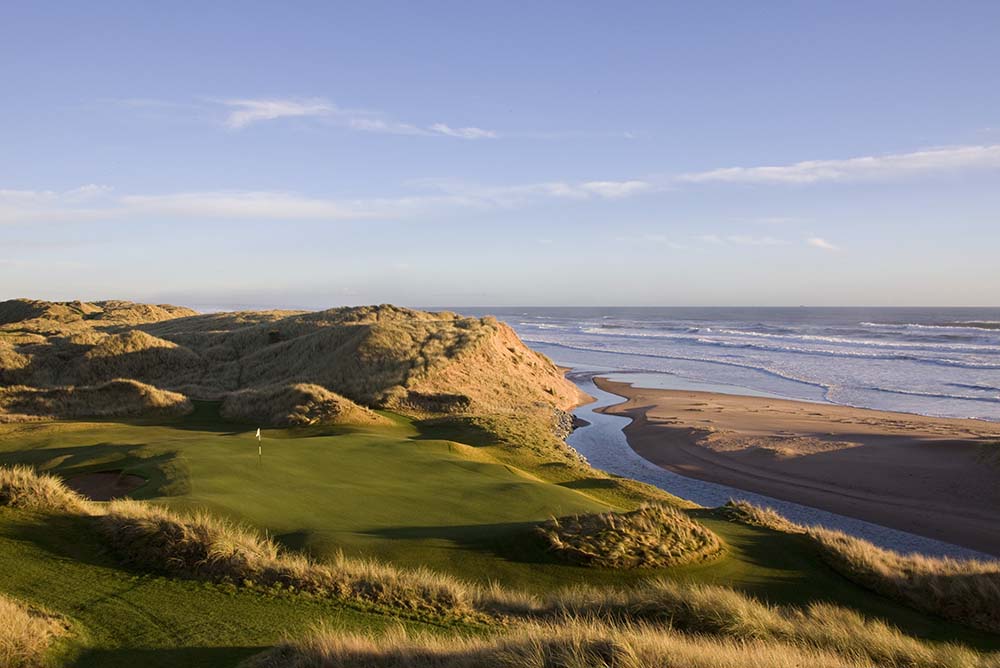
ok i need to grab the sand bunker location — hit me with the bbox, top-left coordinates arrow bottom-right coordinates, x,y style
66,470 -> 145,501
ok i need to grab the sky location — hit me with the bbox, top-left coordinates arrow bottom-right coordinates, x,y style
2,1 -> 1000,308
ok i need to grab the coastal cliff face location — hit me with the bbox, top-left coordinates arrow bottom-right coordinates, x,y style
0,299 -> 585,423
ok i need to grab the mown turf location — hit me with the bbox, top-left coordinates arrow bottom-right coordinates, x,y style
1,408 -> 998,657
0,509 -> 476,668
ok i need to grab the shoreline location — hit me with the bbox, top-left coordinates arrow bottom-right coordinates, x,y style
593,376 -> 1000,557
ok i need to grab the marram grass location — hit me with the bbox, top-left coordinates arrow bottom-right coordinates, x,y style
537,504 -> 723,568
0,593 -> 67,668
725,500 -> 1000,634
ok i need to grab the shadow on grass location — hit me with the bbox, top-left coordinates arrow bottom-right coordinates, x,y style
557,477 -> 620,491
0,443 -> 188,498
362,520 -> 562,565
0,512 -> 135,573
410,417 -> 498,447
154,401 -> 244,435
72,645 -> 265,668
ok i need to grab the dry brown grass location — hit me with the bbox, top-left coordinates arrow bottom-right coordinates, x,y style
0,341 -> 31,384
0,465 -> 94,514
811,528 -> 1000,635
220,383 -> 389,427
1,300 -> 583,421
537,505 -> 722,568
723,499 -> 805,534
241,619 -> 881,668
0,379 -> 192,422
524,579 -> 987,668
724,500 -> 1000,635
78,330 -> 203,385
0,594 -> 67,668
98,500 -> 477,619
0,298 -> 195,328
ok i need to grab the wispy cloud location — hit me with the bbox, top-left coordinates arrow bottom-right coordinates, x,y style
678,144 -> 1000,184
214,97 -> 497,139
10,140 -> 999,226
643,234 -> 687,249
222,98 -> 334,129
807,237 -> 840,251
699,234 -> 788,246
0,177 -> 659,226
429,123 -> 497,139
407,177 -> 660,206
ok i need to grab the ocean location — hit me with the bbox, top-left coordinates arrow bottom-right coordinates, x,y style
455,307 -> 1000,422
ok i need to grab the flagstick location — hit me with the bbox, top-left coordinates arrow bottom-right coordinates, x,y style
256,427 -> 262,467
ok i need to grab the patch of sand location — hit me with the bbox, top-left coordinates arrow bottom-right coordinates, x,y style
65,470 -> 146,501
595,377 -> 1000,556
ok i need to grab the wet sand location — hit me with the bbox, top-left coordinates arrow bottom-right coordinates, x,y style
595,377 -> 1000,556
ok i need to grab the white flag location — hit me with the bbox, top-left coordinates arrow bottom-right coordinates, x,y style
255,427 -> 261,440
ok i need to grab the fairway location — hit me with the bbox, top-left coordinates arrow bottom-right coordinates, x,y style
0,406 -> 614,585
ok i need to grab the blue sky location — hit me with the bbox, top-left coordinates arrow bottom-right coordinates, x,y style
3,1 -> 999,308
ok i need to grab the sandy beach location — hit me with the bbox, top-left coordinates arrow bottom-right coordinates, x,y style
595,377 -> 1000,556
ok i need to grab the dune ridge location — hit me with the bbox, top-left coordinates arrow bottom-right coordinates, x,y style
0,299 -> 585,423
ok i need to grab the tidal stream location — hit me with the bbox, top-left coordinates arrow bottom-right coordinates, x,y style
566,373 -> 992,560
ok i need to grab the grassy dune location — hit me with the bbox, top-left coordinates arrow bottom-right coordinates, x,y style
0,593 -> 67,668
0,464 -> 94,514
243,616 -> 1000,668
220,384 -> 388,427
726,500 -> 1000,634
537,505 -> 723,568
0,300 -> 584,421
242,621 -> 876,668
100,499 -> 478,620
0,380 -> 192,423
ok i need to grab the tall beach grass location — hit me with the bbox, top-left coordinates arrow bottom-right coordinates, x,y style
0,594 -> 66,668
725,500 -> 1000,634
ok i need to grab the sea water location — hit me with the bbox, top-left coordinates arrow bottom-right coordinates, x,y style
458,307 -> 1000,421
449,306 -> 1000,556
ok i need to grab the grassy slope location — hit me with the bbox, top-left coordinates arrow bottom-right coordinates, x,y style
0,509 -> 472,668
1,406 -> 998,663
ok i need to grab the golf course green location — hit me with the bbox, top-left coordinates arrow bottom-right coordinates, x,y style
2,402 -> 999,668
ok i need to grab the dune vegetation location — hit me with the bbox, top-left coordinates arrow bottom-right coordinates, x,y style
812,528 -> 1000,635
726,500 -> 1000,634
0,379 -> 192,423
0,593 -> 68,668
99,498 -> 477,619
0,299 -> 583,425
242,611 -> 1000,668
537,504 -> 723,568
240,620 -> 878,668
220,383 -> 388,427
0,464 -> 94,514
